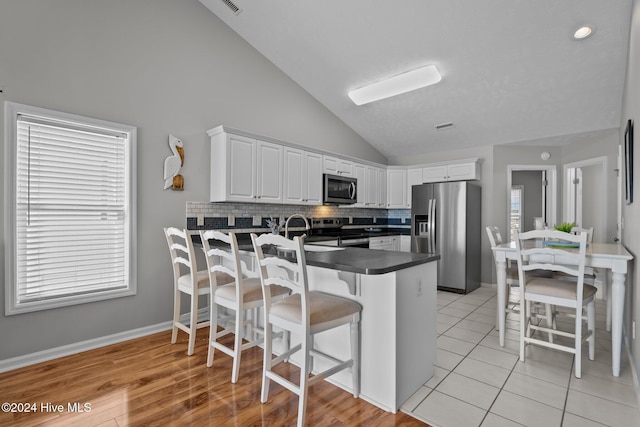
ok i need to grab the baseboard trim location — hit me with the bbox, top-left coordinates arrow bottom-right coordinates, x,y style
0,322 -> 173,374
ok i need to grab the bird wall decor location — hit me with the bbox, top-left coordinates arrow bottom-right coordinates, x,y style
163,134 -> 184,190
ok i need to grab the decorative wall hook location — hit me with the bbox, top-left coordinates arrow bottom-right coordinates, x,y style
163,134 -> 184,190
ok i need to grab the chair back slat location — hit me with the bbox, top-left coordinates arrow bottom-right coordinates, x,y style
164,227 -> 198,288
515,229 -> 588,298
486,226 -> 504,247
571,226 -> 594,244
200,230 -> 242,288
252,233 -> 306,293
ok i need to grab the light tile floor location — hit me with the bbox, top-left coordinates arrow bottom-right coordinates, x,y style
401,286 -> 640,427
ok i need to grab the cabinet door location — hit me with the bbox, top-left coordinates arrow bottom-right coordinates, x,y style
365,166 -> 378,206
400,235 -> 411,252
422,165 -> 449,183
387,169 -> 407,208
406,168 -> 423,208
256,140 -> 283,203
353,163 -> 366,206
447,162 -> 479,181
377,168 -> 387,208
228,134 -> 257,201
370,237 -> 393,251
324,155 -> 353,176
304,151 -> 323,205
283,147 -> 304,204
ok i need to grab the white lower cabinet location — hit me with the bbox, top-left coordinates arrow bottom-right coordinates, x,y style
369,236 -> 399,251
400,235 -> 411,252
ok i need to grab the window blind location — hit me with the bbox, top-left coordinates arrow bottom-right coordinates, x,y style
15,115 -> 130,303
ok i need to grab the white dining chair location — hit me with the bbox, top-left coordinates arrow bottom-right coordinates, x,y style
487,226 -> 554,337
251,233 -> 362,427
164,227 -> 233,356
515,229 -> 596,378
200,230 -> 289,383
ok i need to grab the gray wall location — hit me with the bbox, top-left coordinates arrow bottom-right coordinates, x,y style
620,0 -> 640,381
0,0 -> 385,360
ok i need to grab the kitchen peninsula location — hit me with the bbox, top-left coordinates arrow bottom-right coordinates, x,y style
302,245 -> 438,412
219,236 -> 439,413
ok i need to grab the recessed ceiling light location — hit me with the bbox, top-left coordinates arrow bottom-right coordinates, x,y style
348,65 -> 442,106
573,26 -> 594,40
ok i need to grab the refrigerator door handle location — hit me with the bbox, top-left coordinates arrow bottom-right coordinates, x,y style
430,198 -> 436,253
426,199 -> 433,253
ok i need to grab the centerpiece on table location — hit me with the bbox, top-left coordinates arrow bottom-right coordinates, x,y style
544,222 -> 579,247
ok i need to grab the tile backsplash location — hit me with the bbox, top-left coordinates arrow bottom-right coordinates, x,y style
185,202 -> 411,232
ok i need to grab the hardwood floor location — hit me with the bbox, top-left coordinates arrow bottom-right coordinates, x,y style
0,330 -> 428,426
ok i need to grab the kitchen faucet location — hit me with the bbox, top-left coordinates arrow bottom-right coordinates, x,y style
284,214 -> 310,239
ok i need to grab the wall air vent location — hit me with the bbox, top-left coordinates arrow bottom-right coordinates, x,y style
435,122 -> 454,130
221,0 -> 242,15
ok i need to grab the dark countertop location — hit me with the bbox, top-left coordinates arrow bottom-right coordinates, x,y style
302,246 -> 439,275
195,233 -> 439,275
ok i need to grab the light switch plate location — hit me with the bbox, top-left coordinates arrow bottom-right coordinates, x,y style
228,215 -> 235,226
253,215 -> 262,226
197,215 -> 204,226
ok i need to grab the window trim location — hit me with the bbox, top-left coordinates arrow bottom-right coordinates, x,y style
4,102 -> 137,315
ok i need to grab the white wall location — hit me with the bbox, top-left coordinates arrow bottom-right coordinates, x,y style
0,0 -> 385,360
620,0 -> 640,381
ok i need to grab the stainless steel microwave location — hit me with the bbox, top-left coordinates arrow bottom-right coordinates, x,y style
323,174 -> 357,204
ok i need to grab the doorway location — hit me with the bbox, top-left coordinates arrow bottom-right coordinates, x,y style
507,165 -> 557,242
563,156 -> 607,243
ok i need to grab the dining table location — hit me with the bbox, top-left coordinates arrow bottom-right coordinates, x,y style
492,241 -> 633,377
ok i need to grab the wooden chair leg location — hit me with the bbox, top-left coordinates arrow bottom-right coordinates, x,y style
297,334 -> 310,427
231,307 -> 243,383
545,303 -> 554,343
574,310 -> 583,378
172,290 -> 181,344
351,318 -> 360,398
587,301 -> 595,360
207,303 -> 218,367
519,295 -> 526,362
261,323 -> 273,404
187,294 -> 198,356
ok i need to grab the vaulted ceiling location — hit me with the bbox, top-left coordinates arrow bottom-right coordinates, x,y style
200,0 -> 632,162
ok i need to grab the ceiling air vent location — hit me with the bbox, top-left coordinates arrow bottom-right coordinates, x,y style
435,122 -> 454,130
221,0 -> 242,15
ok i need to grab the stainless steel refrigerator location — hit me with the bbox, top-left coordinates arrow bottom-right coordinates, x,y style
411,181 -> 481,293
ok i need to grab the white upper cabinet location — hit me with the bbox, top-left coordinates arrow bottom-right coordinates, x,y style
353,163 -> 367,206
406,167 -> 423,208
365,165 -> 379,207
284,147 -> 322,205
387,168 -> 407,208
422,160 -> 479,183
377,168 -> 387,208
323,155 -> 354,176
256,140 -> 284,203
210,130 -> 283,203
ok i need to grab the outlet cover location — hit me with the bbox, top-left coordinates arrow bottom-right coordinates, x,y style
228,215 -> 235,226
253,215 -> 262,226
197,215 -> 204,226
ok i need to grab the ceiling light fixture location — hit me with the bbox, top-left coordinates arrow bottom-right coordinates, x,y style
348,65 -> 442,106
573,25 -> 594,40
